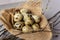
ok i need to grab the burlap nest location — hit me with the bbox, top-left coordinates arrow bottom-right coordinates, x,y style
0,0 -> 52,40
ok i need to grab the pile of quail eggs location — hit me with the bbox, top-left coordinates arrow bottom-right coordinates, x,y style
13,9 -> 41,33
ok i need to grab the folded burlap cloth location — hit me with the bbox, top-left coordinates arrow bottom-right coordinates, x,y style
0,0 -> 52,40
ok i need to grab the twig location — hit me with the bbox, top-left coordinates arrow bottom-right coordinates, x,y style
48,11 -> 60,21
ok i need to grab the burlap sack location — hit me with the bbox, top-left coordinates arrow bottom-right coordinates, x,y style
0,0 -> 52,40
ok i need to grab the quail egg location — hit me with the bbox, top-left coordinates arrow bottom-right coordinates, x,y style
32,24 -> 39,31
23,14 -> 34,25
20,8 -> 31,15
23,14 -> 31,21
25,20 -> 33,25
14,12 -> 23,22
20,9 -> 28,15
22,25 -> 32,33
32,15 -> 40,23
13,22 -> 24,30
